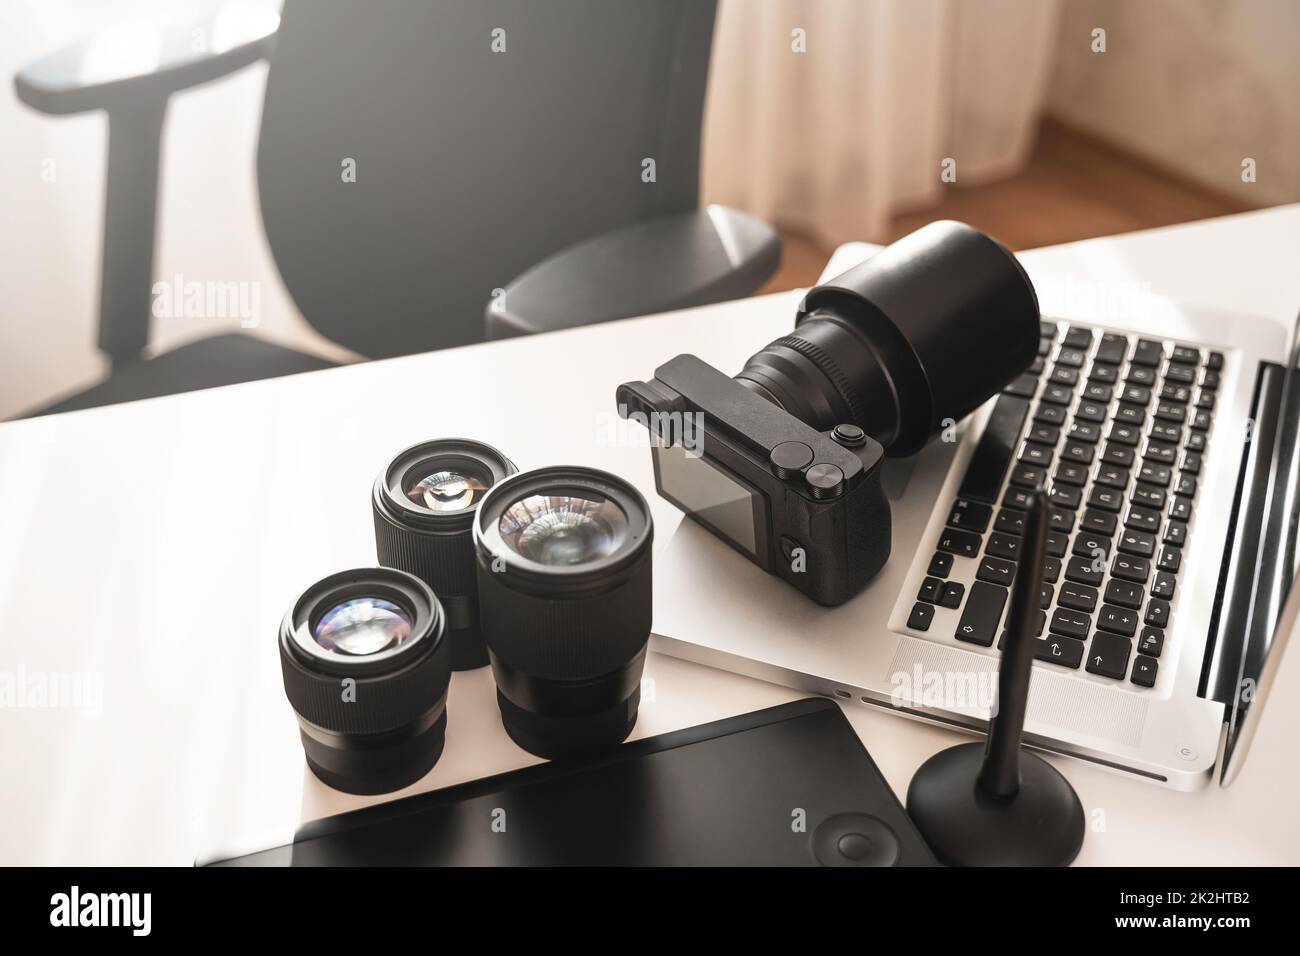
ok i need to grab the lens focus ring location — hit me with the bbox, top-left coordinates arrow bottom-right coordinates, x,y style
373,508 -> 480,596
279,630 -> 449,736
475,547 -> 652,683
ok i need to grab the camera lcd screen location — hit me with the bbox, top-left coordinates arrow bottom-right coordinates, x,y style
654,444 -> 757,556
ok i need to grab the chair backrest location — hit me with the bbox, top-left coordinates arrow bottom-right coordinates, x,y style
257,0 -> 716,357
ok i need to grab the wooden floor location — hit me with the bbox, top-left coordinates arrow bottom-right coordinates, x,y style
761,119 -> 1256,293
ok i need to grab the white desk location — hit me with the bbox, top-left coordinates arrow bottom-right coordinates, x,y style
2,206 -> 1298,866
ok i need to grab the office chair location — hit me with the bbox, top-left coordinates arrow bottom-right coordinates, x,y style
13,0 -> 780,418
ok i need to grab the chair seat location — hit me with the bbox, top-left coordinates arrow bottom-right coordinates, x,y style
20,332 -> 338,418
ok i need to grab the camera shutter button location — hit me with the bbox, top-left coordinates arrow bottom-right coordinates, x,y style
831,423 -> 867,447
805,463 -> 844,499
770,441 -> 814,480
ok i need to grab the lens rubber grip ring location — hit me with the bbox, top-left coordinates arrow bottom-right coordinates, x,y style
476,550 -> 652,683
373,508 -> 480,596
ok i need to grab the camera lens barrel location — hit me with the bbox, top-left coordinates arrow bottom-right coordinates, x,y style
473,466 -> 653,759
736,220 -> 1040,456
279,567 -> 450,794
373,439 -> 517,670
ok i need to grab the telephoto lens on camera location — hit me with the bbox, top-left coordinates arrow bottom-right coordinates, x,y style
279,567 -> 451,794
473,466 -> 654,759
373,439 -> 517,670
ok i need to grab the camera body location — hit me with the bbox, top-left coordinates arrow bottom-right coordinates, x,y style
618,354 -> 890,606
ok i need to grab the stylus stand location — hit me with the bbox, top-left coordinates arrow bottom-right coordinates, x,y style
905,489 -> 1085,866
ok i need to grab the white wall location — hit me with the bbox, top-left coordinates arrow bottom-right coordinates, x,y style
0,0 -> 347,420
1047,0 -> 1300,206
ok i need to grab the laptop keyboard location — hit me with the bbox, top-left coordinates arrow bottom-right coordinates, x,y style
908,320 -> 1221,688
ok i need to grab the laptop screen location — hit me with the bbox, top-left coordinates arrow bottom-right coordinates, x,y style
1221,310 -> 1300,785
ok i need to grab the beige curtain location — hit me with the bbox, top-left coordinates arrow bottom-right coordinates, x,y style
702,0 -> 1064,247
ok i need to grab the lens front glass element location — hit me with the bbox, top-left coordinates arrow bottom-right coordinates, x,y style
498,494 -> 629,566
313,597 -> 414,656
406,468 -> 490,512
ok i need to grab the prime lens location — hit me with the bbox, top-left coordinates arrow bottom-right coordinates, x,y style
279,567 -> 450,794
473,467 -> 653,759
373,439 -> 517,670
735,220 -> 1039,455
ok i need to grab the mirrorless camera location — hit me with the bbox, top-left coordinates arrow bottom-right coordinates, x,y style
617,220 -> 1041,606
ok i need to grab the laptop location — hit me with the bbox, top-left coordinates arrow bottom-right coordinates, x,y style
652,243 -> 1300,790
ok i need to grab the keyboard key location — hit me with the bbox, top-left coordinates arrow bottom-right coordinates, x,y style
939,581 -> 965,609
1181,451 -> 1203,475
1145,599 -> 1171,628
1143,442 -> 1177,465
987,532 -> 1022,561
1120,384 -> 1152,406
1170,345 -> 1200,365
1039,583 -> 1054,610
937,527 -> 981,558
1020,442 -> 1054,467
1200,369 -> 1221,390
1175,473 -> 1197,497
1068,421 -> 1101,444
1130,655 -> 1158,687
1056,347 -> 1087,368
1185,432 -> 1207,452
1195,390 -> 1215,411
1034,403 -> 1066,426
1049,484 -> 1082,510
1163,520 -> 1187,547
1157,547 -> 1182,573
1107,423 -> 1140,446
1190,409 -> 1212,431
1043,556 -> 1062,582
1164,365 -> 1196,386
1138,462 -> 1172,487
947,498 -> 993,532
1126,364 -> 1157,387
1097,604 -> 1139,637
1124,504 -> 1161,533
1029,423 -> 1060,445
1132,339 -> 1164,367
1207,350 -> 1224,371
955,582 -> 1007,646
1054,462 -> 1089,486
1114,405 -> 1146,428
1049,607 -> 1091,640
1095,465 -> 1129,489
1089,363 -> 1119,385
1042,384 -> 1074,405
1094,333 -> 1128,365
1004,487 -> 1034,510
1100,443 -> 1135,467
1086,632 -> 1133,679
1154,402 -> 1187,424
958,395 -> 1031,503
1168,496 -> 1192,521
1150,422 -> 1183,444
918,577 -> 942,603
1035,634 -> 1084,669
1045,532 -> 1069,558
928,551 -> 953,577
1061,441 -> 1094,465
1087,485 -> 1124,512
1082,382 -> 1113,404
977,555 -> 1017,587
1062,326 -> 1093,350
1111,553 -> 1151,583
1131,484 -> 1167,510
1076,400 -> 1107,423
995,508 -> 1027,535
908,602 -> 934,631
1004,374 -> 1038,398
1080,508 -> 1117,535
1138,627 -> 1164,658
1151,572 -> 1176,600
1048,366 -> 1079,387
1010,463 -> 1046,489
1159,383 -> 1193,404
1116,528 -> 1157,558
1064,556 -> 1103,587
1038,337 -> 1052,357
1072,533 -> 1112,560
1058,582 -> 1099,613
1040,320 -> 1059,338
1104,579 -> 1144,610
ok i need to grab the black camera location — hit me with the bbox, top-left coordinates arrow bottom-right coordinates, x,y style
617,221 -> 1040,606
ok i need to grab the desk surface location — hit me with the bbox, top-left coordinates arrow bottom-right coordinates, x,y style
2,206 -> 1299,866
